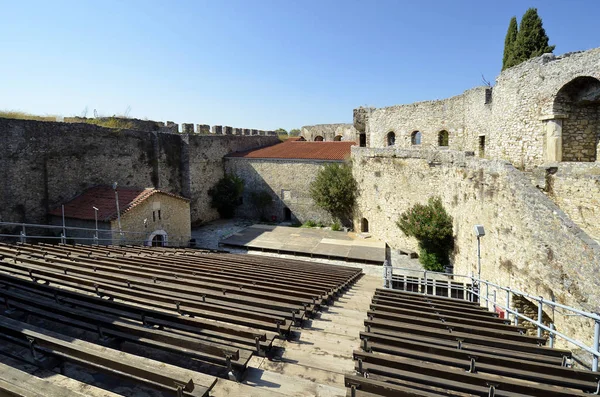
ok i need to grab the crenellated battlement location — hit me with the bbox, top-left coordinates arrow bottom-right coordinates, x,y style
62,116 -> 278,136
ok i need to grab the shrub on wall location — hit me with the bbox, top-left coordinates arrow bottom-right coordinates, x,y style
208,174 -> 244,218
396,197 -> 454,272
309,163 -> 357,226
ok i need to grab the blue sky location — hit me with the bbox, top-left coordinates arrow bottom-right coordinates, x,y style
1,0 -> 598,131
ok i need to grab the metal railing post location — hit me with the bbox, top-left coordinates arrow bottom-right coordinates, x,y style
61,205 -> 67,244
537,298 -> 544,339
492,289 -> 497,312
423,271 -> 428,295
383,260 -> 392,289
593,319 -> 600,372
514,308 -> 519,326
549,323 -> 555,348
485,282 -> 489,310
506,288 -> 511,322
20,224 -> 26,244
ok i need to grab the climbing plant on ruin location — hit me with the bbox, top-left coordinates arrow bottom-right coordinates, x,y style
208,174 -> 244,218
502,8 -> 555,70
396,197 -> 454,272
309,162 -> 357,226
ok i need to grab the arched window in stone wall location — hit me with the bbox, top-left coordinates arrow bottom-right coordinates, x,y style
553,76 -> 600,162
438,130 -> 449,146
334,135 -> 342,141
386,131 -> 395,146
361,218 -> 369,233
314,135 -> 324,142
411,131 -> 422,145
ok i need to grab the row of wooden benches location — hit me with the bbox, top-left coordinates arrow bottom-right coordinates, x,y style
0,242 -> 362,396
345,288 -> 600,397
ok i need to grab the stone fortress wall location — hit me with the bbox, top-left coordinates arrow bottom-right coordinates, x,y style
530,163 -> 600,242
301,123 -> 358,142
0,118 -> 279,228
225,158 -> 336,224
351,147 -> 600,347
356,48 -> 600,170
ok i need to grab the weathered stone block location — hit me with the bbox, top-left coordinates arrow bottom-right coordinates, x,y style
243,128 -> 251,136
181,123 -> 194,134
197,124 -> 210,134
224,126 -> 233,135
212,125 -> 223,134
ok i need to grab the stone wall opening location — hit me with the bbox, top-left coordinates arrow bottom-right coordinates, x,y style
511,294 -> 553,337
334,135 -> 342,141
361,218 -> 369,233
283,207 -> 292,221
411,131 -> 422,145
359,133 -> 366,147
387,131 -> 395,146
438,130 -> 449,147
314,135 -> 324,142
553,76 -> 600,162
478,135 -> 486,157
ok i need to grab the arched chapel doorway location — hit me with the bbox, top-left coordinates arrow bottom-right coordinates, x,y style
148,229 -> 167,247
314,135 -> 324,141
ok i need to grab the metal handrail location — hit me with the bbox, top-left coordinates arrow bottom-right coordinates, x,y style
383,262 -> 600,372
0,221 -> 192,247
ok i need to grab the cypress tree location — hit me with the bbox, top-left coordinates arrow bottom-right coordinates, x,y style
509,8 -> 555,69
502,16 -> 518,71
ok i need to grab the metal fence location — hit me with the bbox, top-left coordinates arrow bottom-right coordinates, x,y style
382,261 -> 600,372
0,221 -> 192,247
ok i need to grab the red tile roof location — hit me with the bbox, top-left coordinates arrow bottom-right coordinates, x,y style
48,186 -> 188,221
228,140 -> 355,161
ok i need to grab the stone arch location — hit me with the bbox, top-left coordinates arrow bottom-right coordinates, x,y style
411,131 -> 422,145
147,229 -> 167,247
438,130 -> 449,146
386,131 -> 395,146
314,135 -> 324,142
361,218 -> 369,233
552,76 -> 600,162
333,135 -> 342,141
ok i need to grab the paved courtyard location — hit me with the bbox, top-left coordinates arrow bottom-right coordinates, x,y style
220,224 -> 386,264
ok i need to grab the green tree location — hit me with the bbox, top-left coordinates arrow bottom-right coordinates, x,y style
504,8 -> 555,70
275,128 -> 288,134
396,197 -> 454,272
289,128 -> 301,137
208,174 -> 244,218
502,16 -> 518,71
309,163 -> 357,226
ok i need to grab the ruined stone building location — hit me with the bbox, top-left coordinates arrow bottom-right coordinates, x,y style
1,46 -> 599,348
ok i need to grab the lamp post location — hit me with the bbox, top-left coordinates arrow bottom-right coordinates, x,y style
113,182 -> 123,243
93,206 -> 99,245
473,225 -> 485,303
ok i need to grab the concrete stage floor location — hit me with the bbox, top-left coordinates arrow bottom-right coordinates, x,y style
220,224 -> 386,264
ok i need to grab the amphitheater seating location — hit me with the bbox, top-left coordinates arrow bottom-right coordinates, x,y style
0,242 -> 361,396
346,288 -> 600,397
